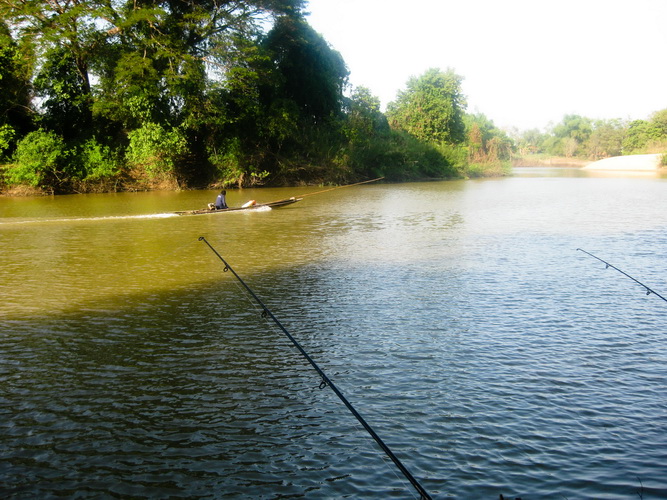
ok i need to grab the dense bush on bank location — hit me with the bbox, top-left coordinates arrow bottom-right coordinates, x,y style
0,113 -> 512,195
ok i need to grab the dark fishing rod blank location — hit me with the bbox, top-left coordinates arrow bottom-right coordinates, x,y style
577,248 -> 667,304
199,236 -> 432,500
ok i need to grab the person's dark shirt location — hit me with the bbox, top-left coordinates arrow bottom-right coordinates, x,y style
215,193 -> 227,209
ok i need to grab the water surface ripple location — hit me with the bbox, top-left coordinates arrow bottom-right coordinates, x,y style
1,171 -> 667,498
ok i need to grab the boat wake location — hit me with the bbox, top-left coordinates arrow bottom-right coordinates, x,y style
249,205 -> 272,212
0,213 -> 179,226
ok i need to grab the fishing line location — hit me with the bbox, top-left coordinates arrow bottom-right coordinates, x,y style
577,248 -> 667,303
299,177 -> 385,198
199,236 -> 432,500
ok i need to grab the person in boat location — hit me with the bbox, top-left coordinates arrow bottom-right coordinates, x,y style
211,190 -> 228,210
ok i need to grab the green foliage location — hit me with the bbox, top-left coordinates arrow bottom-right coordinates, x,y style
0,125 -> 16,158
515,111 -> 667,160
549,114 -> 592,157
2,0 -> 510,191
462,160 -> 512,178
651,109 -> 667,136
464,113 -> 512,162
344,129 -> 460,182
33,46 -> 92,140
264,15 -> 349,124
76,138 -> 118,181
208,137 -> 270,187
4,131 -> 121,190
125,123 -> 187,177
342,86 -> 389,143
202,15 -> 352,186
622,110 -> 667,154
9,130 -> 70,188
386,68 -> 467,145
587,119 -> 625,158
623,120 -> 652,152
552,115 -> 592,141
459,113 -> 513,177
515,128 -> 548,155
0,21 -> 33,137
336,86 -> 392,179
209,137 -> 244,184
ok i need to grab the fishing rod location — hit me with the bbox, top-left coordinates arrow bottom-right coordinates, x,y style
199,236 -> 432,500
577,248 -> 667,303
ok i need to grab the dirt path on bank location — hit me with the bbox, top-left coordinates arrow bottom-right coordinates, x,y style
583,153 -> 663,171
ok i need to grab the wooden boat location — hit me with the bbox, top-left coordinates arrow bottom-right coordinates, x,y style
174,197 -> 302,216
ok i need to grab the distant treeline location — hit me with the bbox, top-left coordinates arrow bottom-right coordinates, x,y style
513,111 -> 667,161
0,1 -> 515,195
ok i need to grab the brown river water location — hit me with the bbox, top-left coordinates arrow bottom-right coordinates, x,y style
1,168 -> 666,498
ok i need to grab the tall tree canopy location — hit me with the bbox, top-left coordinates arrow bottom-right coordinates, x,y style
0,21 -> 32,136
263,15 -> 348,124
0,0 -> 305,130
386,67 -> 467,144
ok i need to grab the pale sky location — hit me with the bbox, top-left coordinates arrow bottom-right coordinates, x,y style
304,0 -> 667,131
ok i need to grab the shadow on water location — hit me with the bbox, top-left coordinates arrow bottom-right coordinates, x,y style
1,261 -> 443,499
7,250 -> 667,499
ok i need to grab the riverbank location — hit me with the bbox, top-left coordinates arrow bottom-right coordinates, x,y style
511,155 -> 590,168
0,161 -> 485,197
583,153 -> 664,171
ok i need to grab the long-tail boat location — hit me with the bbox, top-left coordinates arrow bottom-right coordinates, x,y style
174,178 -> 382,216
174,197 -> 302,216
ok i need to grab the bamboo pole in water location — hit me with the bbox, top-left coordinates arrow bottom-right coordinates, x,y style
299,177 -> 385,198
261,177 -> 385,206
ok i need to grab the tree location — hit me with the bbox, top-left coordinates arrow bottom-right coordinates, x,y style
649,109 -> 667,137
623,119 -> 661,152
342,86 -> 388,144
92,0 -> 308,183
587,119 -> 625,158
34,46 -> 92,141
337,86 -> 393,179
0,0 -> 103,100
0,21 -> 33,144
464,113 -> 513,162
9,129 -> 70,190
210,13 -> 350,183
552,114 -> 592,143
467,122 -> 484,161
516,128 -> 548,155
386,68 -> 467,144
263,14 -> 349,125
547,114 -> 592,157
125,122 -> 187,177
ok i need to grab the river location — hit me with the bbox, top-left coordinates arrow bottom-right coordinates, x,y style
1,168 -> 666,499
